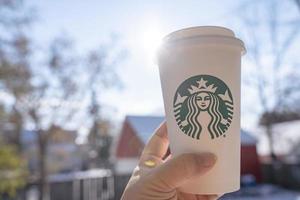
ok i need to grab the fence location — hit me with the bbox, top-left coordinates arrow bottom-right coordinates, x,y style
49,169 -> 114,200
261,162 -> 300,190
114,174 -> 131,200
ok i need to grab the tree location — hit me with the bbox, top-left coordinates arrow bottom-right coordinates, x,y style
0,0 -> 33,152
259,110 -> 300,125
0,1 -> 125,200
237,0 -> 300,161
296,0 -> 300,11
0,141 -> 27,198
86,38 -> 125,169
88,115 -> 113,169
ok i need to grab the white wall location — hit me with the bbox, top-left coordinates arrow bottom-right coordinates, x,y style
114,158 -> 139,175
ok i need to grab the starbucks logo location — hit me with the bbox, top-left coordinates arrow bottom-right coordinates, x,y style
173,75 -> 233,140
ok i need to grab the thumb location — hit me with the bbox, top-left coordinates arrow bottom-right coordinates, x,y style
150,153 -> 216,189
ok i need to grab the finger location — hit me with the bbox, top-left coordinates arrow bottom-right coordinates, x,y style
163,146 -> 171,160
149,153 -> 217,189
178,193 -> 219,200
196,194 -> 220,200
138,154 -> 164,175
140,121 -> 169,162
178,192 -> 197,200
163,153 -> 172,162
139,152 -> 172,177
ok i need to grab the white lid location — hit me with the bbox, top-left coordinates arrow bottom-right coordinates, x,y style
162,26 -> 246,55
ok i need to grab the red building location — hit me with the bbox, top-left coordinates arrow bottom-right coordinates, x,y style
114,115 -> 261,182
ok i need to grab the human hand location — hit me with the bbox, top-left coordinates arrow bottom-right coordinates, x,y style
121,122 -> 219,200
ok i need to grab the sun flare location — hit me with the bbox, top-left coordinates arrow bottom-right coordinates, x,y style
140,26 -> 164,61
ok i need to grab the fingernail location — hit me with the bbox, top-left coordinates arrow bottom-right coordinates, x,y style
199,153 -> 217,167
144,160 -> 156,168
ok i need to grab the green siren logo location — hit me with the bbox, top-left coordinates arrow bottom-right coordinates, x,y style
173,75 -> 233,140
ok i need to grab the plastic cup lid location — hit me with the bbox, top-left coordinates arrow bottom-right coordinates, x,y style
162,26 -> 246,55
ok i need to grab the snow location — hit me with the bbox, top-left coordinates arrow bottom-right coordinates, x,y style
48,169 -> 112,182
114,158 -> 139,175
221,184 -> 300,200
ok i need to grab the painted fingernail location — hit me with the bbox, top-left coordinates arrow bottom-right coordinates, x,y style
144,160 -> 156,168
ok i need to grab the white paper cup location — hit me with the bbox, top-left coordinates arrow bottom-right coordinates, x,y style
157,26 -> 246,194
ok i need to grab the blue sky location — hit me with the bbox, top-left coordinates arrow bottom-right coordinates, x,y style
26,0 -> 276,130
26,0 -> 257,128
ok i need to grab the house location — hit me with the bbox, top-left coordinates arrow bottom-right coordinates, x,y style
114,115 -> 261,181
21,127 -> 82,174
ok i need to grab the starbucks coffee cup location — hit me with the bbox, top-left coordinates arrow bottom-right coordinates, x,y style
157,26 -> 246,194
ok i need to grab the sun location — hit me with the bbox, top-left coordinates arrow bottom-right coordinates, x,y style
140,26 -> 164,62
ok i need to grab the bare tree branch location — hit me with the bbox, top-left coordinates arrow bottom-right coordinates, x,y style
295,0 -> 300,12
237,0 -> 300,162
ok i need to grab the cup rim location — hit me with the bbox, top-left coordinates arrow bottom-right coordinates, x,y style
162,26 -> 246,55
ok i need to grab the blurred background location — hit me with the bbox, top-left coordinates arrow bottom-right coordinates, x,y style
1,0 -> 300,199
